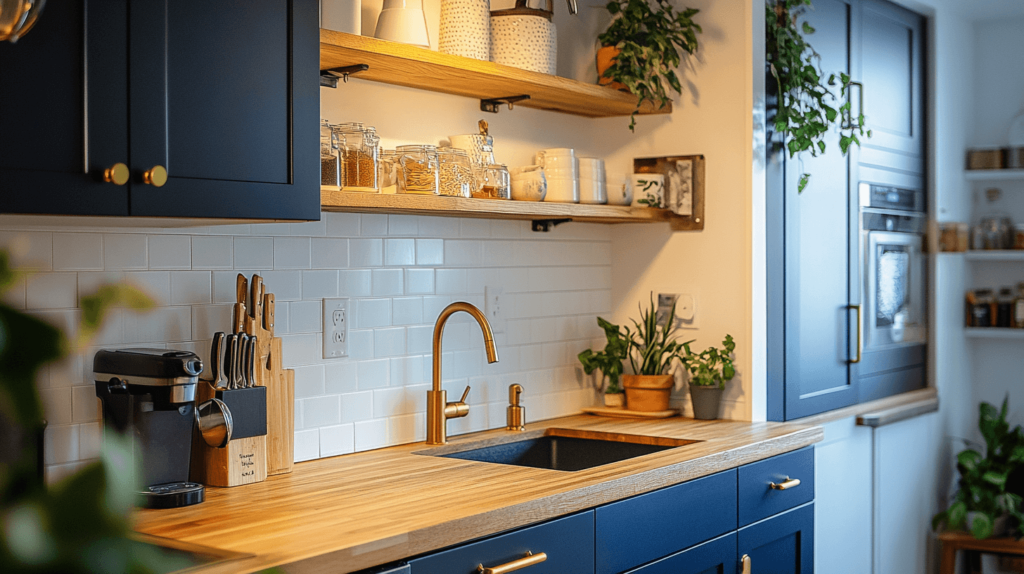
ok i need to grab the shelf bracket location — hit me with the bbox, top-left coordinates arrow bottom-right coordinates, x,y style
320,64 -> 370,88
481,95 -> 531,113
531,218 -> 572,233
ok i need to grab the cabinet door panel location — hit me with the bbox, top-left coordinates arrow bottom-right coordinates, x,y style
0,0 -> 129,215
626,533 -> 737,574
130,0 -> 320,220
738,504 -> 813,574
738,447 -> 814,527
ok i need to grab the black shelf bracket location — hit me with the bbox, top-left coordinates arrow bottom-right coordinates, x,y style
531,218 -> 572,232
481,94 -> 531,113
320,64 -> 370,88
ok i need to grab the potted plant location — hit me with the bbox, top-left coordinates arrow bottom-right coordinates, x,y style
619,295 -> 692,412
596,0 -> 702,131
681,335 -> 736,420
578,317 -> 628,407
933,397 -> 1024,540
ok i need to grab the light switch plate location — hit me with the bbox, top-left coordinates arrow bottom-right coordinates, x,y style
485,285 -> 505,333
658,293 -> 697,329
323,298 -> 349,358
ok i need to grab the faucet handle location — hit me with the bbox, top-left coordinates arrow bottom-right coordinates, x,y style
458,385 -> 471,404
443,386 -> 472,420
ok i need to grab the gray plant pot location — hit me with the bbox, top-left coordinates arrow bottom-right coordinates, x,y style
689,385 -> 724,420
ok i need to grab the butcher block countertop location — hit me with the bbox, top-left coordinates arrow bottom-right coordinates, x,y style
133,414 -> 823,574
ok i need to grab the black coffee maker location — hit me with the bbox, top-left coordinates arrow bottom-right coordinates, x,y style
94,348 -> 206,509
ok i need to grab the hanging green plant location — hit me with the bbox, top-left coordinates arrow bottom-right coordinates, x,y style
765,0 -> 870,192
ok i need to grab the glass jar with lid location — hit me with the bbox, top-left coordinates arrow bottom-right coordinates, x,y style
378,149 -> 400,193
320,120 -> 341,186
397,145 -> 440,195
474,163 -> 510,199
332,122 -> 380,191
437,147 -> 474,198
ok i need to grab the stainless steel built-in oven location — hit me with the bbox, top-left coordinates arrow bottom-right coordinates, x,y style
857,182 -> 927,399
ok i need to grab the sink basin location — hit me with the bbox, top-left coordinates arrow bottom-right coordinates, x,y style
422,428 -> 700,472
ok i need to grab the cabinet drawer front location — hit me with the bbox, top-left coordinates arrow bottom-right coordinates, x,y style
738,447 -> 814,527
595,470 -> 737,574
408,511 -> 594,574
624,533 -> 737,574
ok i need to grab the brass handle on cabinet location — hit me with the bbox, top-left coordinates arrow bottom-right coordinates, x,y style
477,551 -> 547,574
142,165 -> 168,187
741,554 -> 751,574
847,304 -> 862,364
769,477 -> 801,490
103,163 -> 130,186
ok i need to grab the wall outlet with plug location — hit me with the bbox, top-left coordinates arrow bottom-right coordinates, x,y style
322,298 -> 349,358
657,293 -> 697,329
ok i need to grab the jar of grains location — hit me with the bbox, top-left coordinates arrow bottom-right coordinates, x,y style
437,147 -> 475,197
320,120 -> 342,186
397,145 -> 440,194
332,122 -> 380,190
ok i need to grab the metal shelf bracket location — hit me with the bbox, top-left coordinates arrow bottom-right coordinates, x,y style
320,64 -> 370,88
481,95 -> 531,113
531,218 -> 572,232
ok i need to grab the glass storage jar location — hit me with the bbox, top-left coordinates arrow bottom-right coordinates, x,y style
378,149 -> 400,193
397,144 -> 440,194
332,122 -> 380,190
320,120 -> 342,186
437,147 -> 474,197
474,163 -> 510,199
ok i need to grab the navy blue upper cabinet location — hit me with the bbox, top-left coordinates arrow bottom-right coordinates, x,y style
737,505 -> 814,574
0,0 -> 320,220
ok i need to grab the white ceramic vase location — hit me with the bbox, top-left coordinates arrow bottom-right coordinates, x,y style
321,0 -> 361,34
632,173 -> 666,208
490,14 -> 557,75
374,0 -> 431,48
439,0 -> 491,60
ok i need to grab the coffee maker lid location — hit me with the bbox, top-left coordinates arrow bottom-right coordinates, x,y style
94,348 -> 203,380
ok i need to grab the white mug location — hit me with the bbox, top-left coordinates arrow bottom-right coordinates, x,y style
631,173 -> 665,208
544,176 -> 579,203
607,173 -> 632,206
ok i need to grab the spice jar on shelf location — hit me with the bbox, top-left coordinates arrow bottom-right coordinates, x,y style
1014,283 -> 1024,328
397,144 -> 440,195
438,147 -> 475,197
332,123 -> 380,191
321,120 -> 342,187
997,287 -> 1015,328
379,149 -> 400,194
970,289 -> 994,327
474,163 -> 511,199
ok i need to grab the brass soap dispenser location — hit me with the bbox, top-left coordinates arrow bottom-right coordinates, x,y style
507,384 -> 525,431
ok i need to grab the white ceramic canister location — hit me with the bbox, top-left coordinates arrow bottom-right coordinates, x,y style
322,0 -> 361,34
374,0 -> 431,48
439,0 -> 491,60
579,177 -> 607,204
606,173 -> 632,206
631,173 -> 666,208
490,0 -> 557,75
509,164 -> 547,201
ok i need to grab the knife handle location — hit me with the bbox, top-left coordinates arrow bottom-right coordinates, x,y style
233,302 -> 246,334
210,332 -> 226,389
225,335 -> 238,390
248,335 -> 258,387
250,275 -> 263,320
264,294 -> 275,336
236,274 -> 249,307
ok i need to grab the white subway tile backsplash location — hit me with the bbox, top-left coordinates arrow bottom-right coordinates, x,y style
405,269 -> 434,295
371,269 -> 403,296
192,304 -> 233,341
78,422 -> 103,460
347,329 -> 374,360
294,429 -> 320,462
290,218 -> 327,237
280,333 -> 320,366
104,234 -> 148,270
40,387 -> 72,426
274,237 -> 311,269
388,215 -> 418,236
319,423 -> 355,456
355,298 -> 390,329
444,240 -> 482,267
294,365 -> 326,399
326,212 -> 360,237
303,395 -> 341,427
233,237 -> 274,269
289,300 -> 322,333
435,269 -> 466,294
373,327 -> 406,358
170,271 -> 212,305
53,233 -> 104,271
340,390 -> 373,423
354,418 -> 388,451
372,384 -> 427,417
385,238 -> 415,267
124,307 -> 192,343
27,273 -> 77,309
259,271 -> 303,302
77,272 -> 125,307
388,412 -> 425,444
390,355 -> 425,386
0,231 -> 52,270
71,385 -> 101,423
349,238 -> 383,267
417,216 -> 460,238
191,236 -> 233,269
406,325 -> 433,355
44,425 -> 79,465
311,238 -> 349,269
340,269 -> 372,296
357,359 -> 389,390
301,270 -> 338,299
391,297 -> 423,325
149,235 -> 192,270
415,239 -> 444,266
422,296 -> 451,321
2,275 -> 26,309
460,219 -> 492,238
325,362 -> 358,394
360,214 -> 388,236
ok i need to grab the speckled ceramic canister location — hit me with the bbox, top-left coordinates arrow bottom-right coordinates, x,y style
490,13 -> 557,75
439,0 -> 491,61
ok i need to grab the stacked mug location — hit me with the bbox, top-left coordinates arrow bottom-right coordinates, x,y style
536,148 -> 579,203
578,158 -> 607,204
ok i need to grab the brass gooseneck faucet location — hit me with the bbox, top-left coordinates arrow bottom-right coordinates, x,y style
426,302 -> 499,445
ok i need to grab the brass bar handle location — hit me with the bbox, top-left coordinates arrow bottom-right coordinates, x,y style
142,165 -> 168,187
847,304 -> 862,364
103,163 -> 130,186
741,554 -> 751,574
769,477 -> 801,490
478,551 -> 547,574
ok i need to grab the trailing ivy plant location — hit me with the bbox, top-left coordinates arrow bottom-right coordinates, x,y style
766,0 -> 870,192
599,0 -> 702,131
578,317 -> 629,394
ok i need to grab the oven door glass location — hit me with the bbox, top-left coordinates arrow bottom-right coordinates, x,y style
866,231 -> 925,348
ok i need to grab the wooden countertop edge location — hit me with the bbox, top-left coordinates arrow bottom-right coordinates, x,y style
789,387 -> 938,427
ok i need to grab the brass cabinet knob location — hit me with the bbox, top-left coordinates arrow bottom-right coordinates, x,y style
142,165 -> 168,187
103,163 -> 130,186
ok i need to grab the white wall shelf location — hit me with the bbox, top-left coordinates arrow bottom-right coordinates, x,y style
964,251 -> 1024,261
964,327 -> 1024,339
965,169 -> 1024,181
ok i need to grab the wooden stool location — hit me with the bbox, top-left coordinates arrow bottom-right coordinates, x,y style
939,531 -> 1024,574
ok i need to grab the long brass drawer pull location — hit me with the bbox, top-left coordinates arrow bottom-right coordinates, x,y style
477,551 -> 547,574
769,477 -> 801,490
741,554 -> 751,574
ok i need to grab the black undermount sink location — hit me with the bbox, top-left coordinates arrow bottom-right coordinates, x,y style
422,428 -> 701,472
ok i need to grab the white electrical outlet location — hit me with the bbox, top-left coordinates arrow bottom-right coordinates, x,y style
658,292 -> 697,329
323,298 -> 349,358
485,285 -> 505,333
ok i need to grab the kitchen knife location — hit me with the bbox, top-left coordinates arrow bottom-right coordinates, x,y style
250,275 -> 264,322
264,294 -> 275,337
210,332 -> 228,390
235,333 -> 248,389
233,301 -> 246,335
246,335 -> 258,387
236,274 -> 248,307
225,334 -> 238,390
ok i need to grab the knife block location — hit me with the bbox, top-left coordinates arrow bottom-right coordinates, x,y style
191,382 -> 268,487
265,337 -> 295,475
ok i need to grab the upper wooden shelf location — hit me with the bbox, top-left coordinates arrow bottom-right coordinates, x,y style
319,30 -> 670,118
321,188 -> 690,228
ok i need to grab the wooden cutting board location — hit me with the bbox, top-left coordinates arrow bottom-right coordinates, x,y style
581,406 -> 681,419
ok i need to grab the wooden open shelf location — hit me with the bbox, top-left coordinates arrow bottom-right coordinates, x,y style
319,30 -> 670,118
321,188 -> 690,228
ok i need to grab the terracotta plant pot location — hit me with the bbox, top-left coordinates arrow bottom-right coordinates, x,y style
689,384 -> 724,420
604,393 -> 625,408
596,45 -> 627,91
622,374 -> 674,412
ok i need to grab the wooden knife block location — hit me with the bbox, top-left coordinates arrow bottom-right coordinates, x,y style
246,306 -> 295,476
192,382 -> 268,488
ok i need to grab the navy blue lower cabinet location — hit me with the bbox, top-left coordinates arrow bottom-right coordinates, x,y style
595,470 -> 738,574
738,447 -> 814,527
737,504 -> 814,574
624,533 -> 738,574
408,511 -> 594,574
